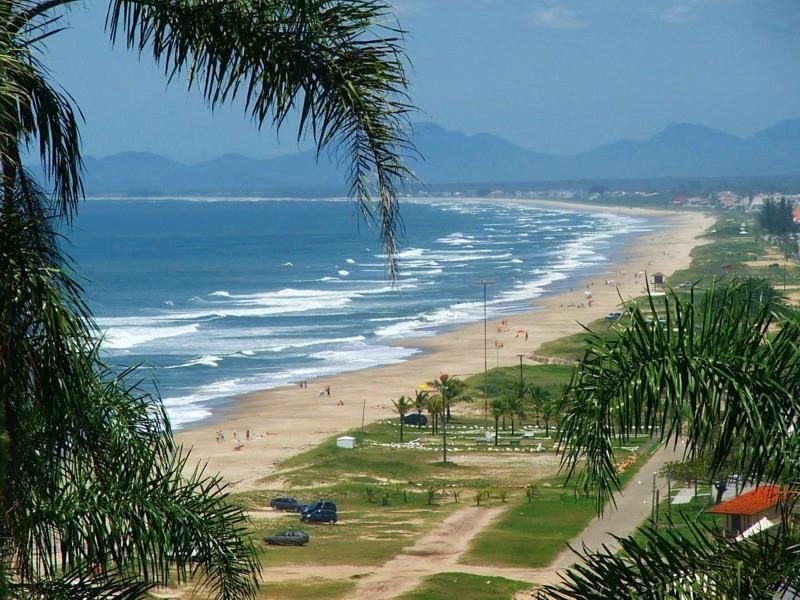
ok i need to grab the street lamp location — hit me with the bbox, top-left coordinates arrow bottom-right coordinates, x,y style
516,352 -> 525,388
478,279 -> 495,428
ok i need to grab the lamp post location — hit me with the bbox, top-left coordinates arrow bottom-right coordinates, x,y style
478,279 -> 495,428
516,352 -> 525,388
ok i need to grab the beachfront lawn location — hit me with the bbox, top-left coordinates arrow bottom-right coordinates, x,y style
669,215 -> 800,292
462,441 -> 657,568
397,572 -> 530,600
262,418 -> 561,491
464,364 -> 573,404
535,317 -> 620,362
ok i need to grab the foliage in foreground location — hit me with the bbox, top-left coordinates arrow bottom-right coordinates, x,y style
542,279 -> 800,598
0,0 -> 413,596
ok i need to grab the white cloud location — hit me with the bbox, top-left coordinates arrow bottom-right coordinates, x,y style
532,6 -> 586,30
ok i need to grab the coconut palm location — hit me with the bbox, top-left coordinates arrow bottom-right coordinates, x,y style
528,385 -> 549,427
538,278 -> 800,598
412,389 -> 429,428
489,398 -> 506,447
504,393 -> 525,436
426,394 -> 442,435
427,374 -> 467,463
0,0 -> 412,596
392,395 -> 412,442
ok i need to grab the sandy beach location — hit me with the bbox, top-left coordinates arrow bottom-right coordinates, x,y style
175,203 -> 714,489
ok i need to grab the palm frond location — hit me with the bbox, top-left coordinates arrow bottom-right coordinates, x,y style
558,279 -> 800,512
537,514 -> 800,599
107,0 -> 414,274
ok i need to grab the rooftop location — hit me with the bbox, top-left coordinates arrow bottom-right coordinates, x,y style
707,485 -> 782,516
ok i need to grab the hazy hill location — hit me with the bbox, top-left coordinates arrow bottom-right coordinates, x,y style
81,119 -> 800,195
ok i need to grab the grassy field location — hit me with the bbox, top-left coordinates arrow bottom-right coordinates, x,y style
462,438 -> 657,569
397,572 -> 530,600
668,214 -> 800,293
233,416 -> 565,573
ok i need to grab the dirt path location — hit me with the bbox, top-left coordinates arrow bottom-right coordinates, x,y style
352,505 -> 510,599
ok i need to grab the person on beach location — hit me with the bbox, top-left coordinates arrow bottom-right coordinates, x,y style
325,385 -> 331,397
319,389 -> 325,399
246,429 -> 250,440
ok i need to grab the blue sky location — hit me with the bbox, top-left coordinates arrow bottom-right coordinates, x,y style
46,0 -> 799,162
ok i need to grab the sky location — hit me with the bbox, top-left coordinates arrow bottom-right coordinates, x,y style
45,0 -> 800,163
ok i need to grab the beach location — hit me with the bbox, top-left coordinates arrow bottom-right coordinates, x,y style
175,204 -> 714,489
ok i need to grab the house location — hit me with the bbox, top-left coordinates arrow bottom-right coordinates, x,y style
706,485 -> 781,536
651,272 -> 665,290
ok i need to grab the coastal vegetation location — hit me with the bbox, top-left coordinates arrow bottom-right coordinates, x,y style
0,0 -> 414,597
538,277 -> 800,597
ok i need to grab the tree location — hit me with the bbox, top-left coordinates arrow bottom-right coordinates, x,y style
391,395 -> 412,442
540,393 -> 557,438
412,389 -> 429,429
504,393 -> 525,436
428,374 -> 467,463
0,0 -> 412,596
528,385 -> 550,427
759,198 -> 797,260
426,395 -> 443,435
489,398 -> 506,446
539,279 -> 800,598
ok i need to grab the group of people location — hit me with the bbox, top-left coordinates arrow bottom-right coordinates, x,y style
318,385 -> 332,398
215,428 -> 251,449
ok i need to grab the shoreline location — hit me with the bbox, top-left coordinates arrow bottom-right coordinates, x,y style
175,205 -> 714,490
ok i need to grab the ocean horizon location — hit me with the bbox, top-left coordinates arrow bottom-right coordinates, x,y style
67,197 -> 655,429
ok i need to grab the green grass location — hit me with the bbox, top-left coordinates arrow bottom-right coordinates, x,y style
464,364 -> 573,400
462,441 -> 657,568
535,318 -> 620,362
257,577 -> 356,599
398,572 -> 530,600
668,214 -> 800,292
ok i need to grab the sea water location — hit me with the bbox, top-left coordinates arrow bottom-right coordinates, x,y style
67,197 -> 653,428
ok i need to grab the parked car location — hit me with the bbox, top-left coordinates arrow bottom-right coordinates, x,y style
270,497 -> 305,512
679,280 -> 694,288
302,508 -> 338,524
769,262 -> 780,268
605,311 -> 622,320
300,500 -> 337,517
403,413 -> 428,426
264,530 -> 309,546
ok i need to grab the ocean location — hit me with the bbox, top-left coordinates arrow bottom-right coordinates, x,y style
67,197 -> 653,428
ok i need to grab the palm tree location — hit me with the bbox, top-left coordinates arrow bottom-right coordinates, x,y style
505,394 -> 525,436
428,374 -> 467,463
538,279 -> 800,598
0,1 -> 412,596
392,395 -> 412,442
426,395 -> 442,435
489,398 -> 506,447
413,389 -> 429,429
528,385 -> 549,428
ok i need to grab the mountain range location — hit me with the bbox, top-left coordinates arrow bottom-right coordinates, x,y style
81,119 -> 800,195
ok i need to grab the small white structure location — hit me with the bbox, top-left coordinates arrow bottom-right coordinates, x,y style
336,436 -> 357,449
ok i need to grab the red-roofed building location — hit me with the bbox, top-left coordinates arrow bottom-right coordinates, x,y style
707,485 -> 781,536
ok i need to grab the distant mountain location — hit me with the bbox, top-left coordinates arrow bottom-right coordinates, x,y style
80,119 -> 800,195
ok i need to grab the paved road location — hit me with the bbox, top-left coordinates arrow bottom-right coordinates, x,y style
551,442 -> 683,570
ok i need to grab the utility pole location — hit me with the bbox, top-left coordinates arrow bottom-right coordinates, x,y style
478,279 -> 495,429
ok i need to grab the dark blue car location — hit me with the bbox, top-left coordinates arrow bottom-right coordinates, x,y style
270,497 -> 305,512
300,500 -> 337,524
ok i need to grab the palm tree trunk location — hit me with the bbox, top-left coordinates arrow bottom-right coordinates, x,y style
400,416 -> 404,442
442,410 -> 447,463
494,417 -> 499,446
